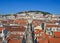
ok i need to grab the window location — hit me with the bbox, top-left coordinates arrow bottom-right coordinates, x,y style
52,28 -> 57,32
0,33 -> 2,37
46,28 -> 53,35
57,28 -> 60,32
36,34 -> 39,36
46,28 -> 51,31
40,32 -> 44,36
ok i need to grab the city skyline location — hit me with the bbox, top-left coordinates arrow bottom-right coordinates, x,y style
0,0 -> 60,15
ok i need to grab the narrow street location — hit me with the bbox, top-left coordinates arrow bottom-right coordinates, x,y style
26,24 -> 33,43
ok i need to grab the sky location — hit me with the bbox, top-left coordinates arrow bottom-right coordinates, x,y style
0,0 -> 60,15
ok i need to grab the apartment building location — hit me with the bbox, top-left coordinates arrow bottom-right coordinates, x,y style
4,25 -> 26,43
6,15 -> 15,20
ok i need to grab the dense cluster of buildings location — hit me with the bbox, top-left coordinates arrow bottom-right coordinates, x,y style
0,11 -> 60,43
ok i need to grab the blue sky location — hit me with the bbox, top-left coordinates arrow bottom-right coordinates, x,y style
0,0 -> 60,14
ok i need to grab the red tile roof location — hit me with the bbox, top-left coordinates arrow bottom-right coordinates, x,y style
5,26 -> 25,32
46,25 -> 59,27
0,27 -> 3,32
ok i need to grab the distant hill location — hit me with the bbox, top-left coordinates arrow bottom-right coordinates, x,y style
2,10 -> 52,16
16,10 -> 52,16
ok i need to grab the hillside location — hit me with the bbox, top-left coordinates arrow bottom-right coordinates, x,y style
16,10 -> 51,15
2,10 -> 52,16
